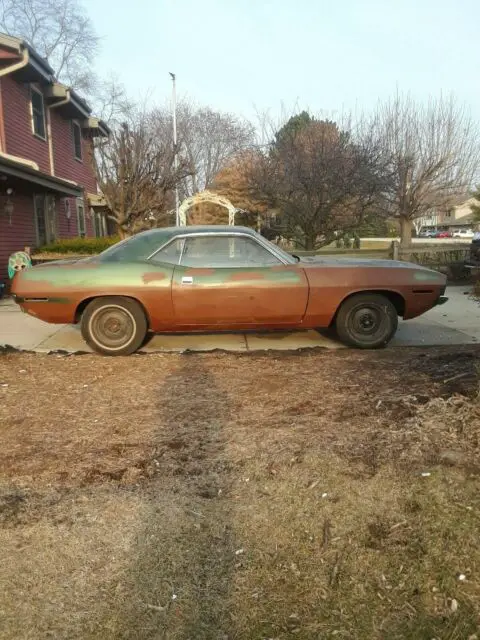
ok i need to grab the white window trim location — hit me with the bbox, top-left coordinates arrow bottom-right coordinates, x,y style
72,120 -> 83,161
30,86 -> 47,141
76,198 -> 86,238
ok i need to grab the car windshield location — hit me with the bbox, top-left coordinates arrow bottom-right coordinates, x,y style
98,231 -> 174,263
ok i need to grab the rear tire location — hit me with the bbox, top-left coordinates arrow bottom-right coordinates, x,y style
335,293 -> 398,349
81,296 -> 147,356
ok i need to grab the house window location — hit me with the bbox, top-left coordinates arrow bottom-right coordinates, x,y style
31,87 -> 46,139
77,199 -> 86,238
72,121 -> 82,160
93,211 -> 106,237
34,194 -> 56,245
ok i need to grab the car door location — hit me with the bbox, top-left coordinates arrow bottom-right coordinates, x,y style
170,233 -> 309,327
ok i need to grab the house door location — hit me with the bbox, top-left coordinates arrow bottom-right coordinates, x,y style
34,194 -> 57,246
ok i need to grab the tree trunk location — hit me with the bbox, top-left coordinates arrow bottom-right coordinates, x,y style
118,225 -> 129,240
399,216 -> 412,246
304,232 -> 316,251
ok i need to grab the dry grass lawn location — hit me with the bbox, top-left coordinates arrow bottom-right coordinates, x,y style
1,346 -> 480,639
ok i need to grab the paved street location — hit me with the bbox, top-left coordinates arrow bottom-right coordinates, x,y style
0,286 -> 478,353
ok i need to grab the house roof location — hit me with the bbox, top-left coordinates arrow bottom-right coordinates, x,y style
0,32 -> 110,136
0,154 -> 83,197
0,33 -> 54,80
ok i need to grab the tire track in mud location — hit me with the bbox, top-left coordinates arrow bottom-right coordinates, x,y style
106,356 -> 238,640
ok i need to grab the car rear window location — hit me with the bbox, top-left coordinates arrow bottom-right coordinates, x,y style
98,231 -> 173,263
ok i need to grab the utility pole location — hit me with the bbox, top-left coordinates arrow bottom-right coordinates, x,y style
169,72 -> 180,226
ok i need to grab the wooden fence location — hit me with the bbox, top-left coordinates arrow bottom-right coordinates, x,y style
390,241 -> 470,266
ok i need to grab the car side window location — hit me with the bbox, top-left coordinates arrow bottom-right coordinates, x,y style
180,236 -> 282,268
150,239 -> 185,265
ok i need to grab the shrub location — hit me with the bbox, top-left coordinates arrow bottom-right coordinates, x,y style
37,236 -> 120,255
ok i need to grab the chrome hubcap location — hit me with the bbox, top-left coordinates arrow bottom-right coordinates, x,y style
90,307 -> 135,349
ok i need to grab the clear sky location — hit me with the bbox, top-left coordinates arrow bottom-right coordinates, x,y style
83,0 -> 479,122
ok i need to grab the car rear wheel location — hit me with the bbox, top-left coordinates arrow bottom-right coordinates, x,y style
81,297 -> 147,356
335,293 -> 398,349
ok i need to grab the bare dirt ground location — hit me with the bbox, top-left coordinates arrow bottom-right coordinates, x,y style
1,346 -> 480,640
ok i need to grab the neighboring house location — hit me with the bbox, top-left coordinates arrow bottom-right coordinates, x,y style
416,197 -> 479,231
0,32 -> 111,284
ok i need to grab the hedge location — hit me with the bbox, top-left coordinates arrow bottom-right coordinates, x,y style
38,236 -> 120,255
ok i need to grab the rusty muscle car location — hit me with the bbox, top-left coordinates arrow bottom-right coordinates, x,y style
11,226 -> 448,355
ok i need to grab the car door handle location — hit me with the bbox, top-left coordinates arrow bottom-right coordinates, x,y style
181,276 -> 193,284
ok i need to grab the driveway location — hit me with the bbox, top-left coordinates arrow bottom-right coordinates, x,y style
0,286 -> 478,353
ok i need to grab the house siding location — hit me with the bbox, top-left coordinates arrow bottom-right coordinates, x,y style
0,62 -> 106,285
58,196 -> 94,238
0,194 -> 36,283
1,75 -> 50,173
0,194 -> 96,283
49,109 -> 98,192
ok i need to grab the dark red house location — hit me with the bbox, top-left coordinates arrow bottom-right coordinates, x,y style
0,32 -> 110,285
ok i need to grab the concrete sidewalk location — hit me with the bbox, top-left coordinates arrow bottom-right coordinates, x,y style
0,297 -> 341,353
1,286 -> 479,354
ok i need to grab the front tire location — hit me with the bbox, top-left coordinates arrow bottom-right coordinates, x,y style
81,297 -> 147,356
335,293 -> 398,349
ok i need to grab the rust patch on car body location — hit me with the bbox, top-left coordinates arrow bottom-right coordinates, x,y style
184,268 -> 216,276
142,272 -> 166,284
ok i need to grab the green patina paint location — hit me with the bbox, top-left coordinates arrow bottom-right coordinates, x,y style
175,267 -> 303,285
22,262 -> 302,288
22,263 -> 174,289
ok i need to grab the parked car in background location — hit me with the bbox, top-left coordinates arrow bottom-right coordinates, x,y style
435,230 -> 452,238
418,229 -> 437,238
452,229 -> 474,239
11,226 -> 448,355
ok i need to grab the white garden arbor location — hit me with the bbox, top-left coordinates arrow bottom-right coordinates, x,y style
178,190 -> 238,226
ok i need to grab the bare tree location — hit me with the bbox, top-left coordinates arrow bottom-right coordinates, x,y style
0,0 -> 99,92
150,101 -> 255,199
93,73 -> 135,127
372,94 -> 480,245
246,113 -> 391,250
94,109 -> 193,238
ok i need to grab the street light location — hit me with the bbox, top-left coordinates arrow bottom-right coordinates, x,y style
169,72 -> 179,226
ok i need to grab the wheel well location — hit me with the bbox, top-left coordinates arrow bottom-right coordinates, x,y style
74,296 -> 150,328
330,290 -> 406,326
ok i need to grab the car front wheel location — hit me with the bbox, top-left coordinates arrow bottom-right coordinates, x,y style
81,296 -> 147,356
335,293 -> 398,349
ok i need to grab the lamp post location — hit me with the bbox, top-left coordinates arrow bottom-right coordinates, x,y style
169,72 -> 179,226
